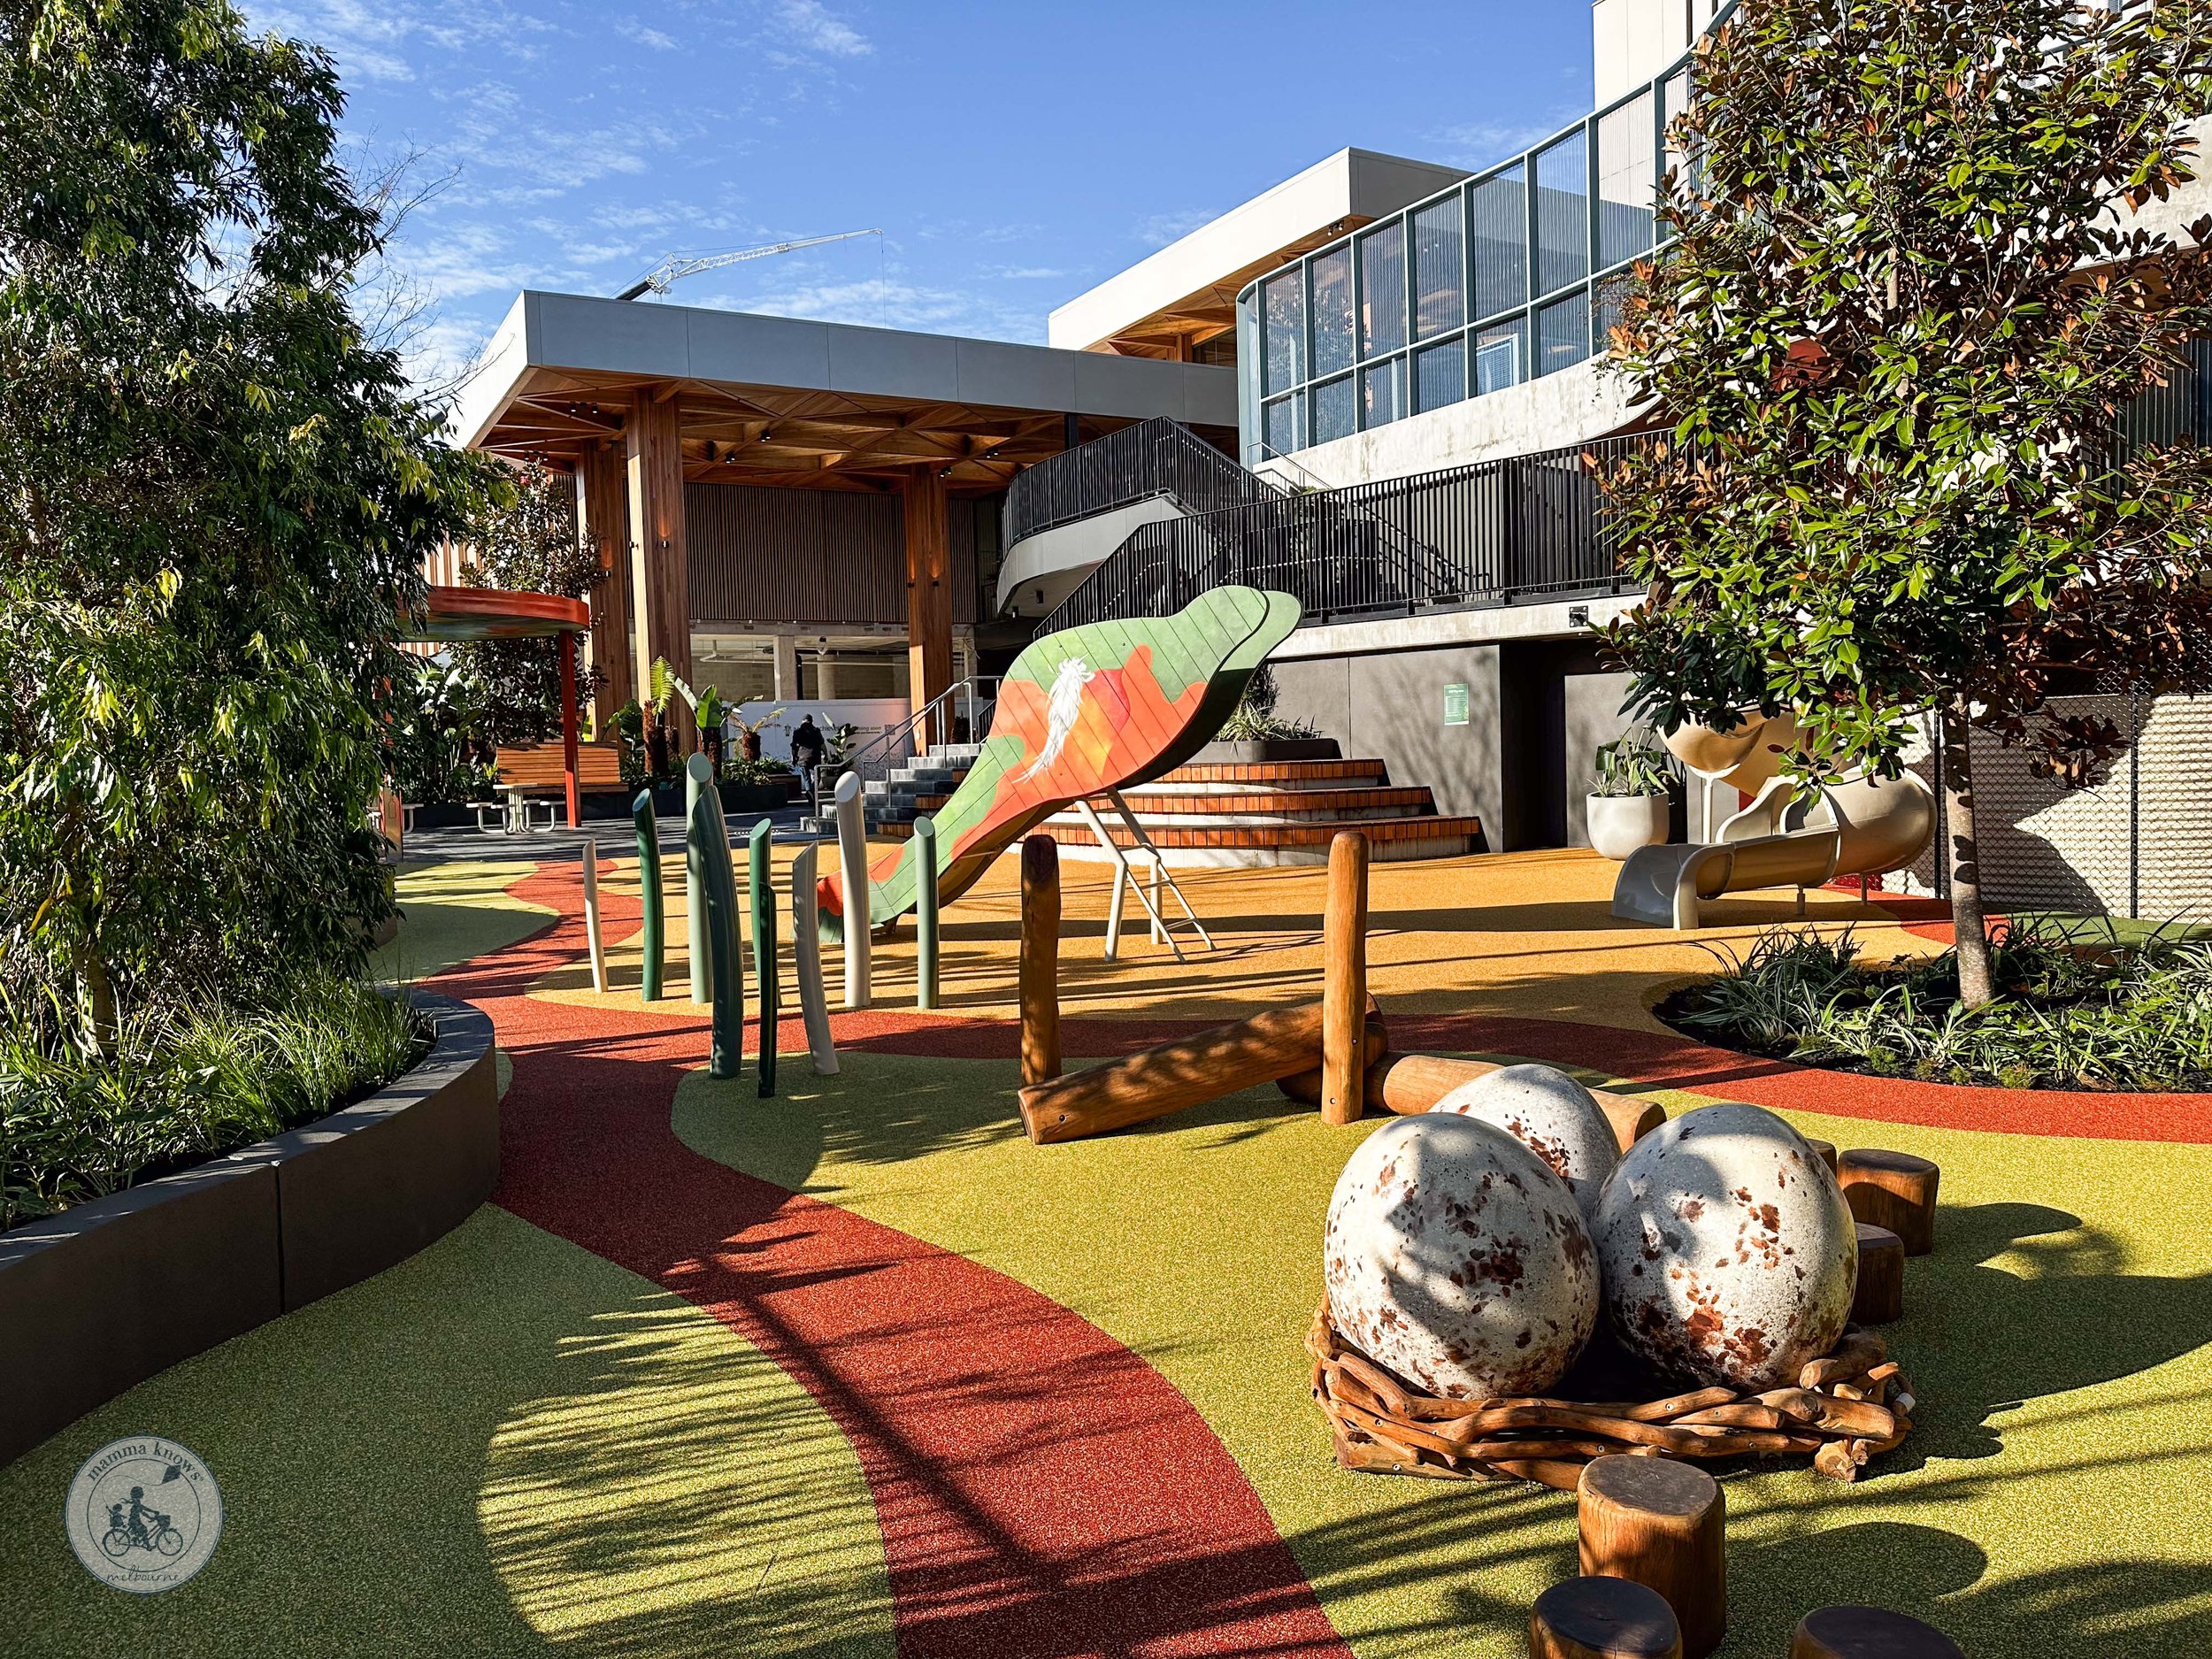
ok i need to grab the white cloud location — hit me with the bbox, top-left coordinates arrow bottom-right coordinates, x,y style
697,275 -> 1042,344
773,0 -> 870,59
616,15 -> 678,50
1430,113 -> 1583,172
1133,208 -> 1216,250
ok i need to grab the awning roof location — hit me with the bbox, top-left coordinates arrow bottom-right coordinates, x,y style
454,291 -> 1239,493
406,585 -> 590,642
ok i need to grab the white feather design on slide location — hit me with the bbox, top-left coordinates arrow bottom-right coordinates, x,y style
1019,657 -> 1095,780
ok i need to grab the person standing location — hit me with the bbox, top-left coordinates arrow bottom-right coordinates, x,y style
791,715 -> 826,813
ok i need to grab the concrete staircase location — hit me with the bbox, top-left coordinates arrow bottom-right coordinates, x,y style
868,748 -> 1481,867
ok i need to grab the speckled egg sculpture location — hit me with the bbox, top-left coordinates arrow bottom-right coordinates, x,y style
1593,1102 -> 1857,1391
1430,1064 -> 1620,1225
1324,1113 -> 1599,1399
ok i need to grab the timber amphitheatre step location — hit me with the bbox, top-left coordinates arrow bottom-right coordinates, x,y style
875,755 -> 1481,867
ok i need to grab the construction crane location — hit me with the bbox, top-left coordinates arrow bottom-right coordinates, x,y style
614,228 -> 883,302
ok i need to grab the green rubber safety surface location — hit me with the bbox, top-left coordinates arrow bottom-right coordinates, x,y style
675,1051 -> 2212,1659
0,1206 -> 893,1659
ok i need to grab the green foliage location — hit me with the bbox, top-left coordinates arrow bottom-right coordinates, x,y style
383,659 -> 496,804
610,697 -> 649,790
450,465 -> 602,748
1605,0 -> 2212,787
1216,663 -> 1319,742
719,755 -> 792,787
1593,727 -> 1676,798
1,974 -> 427,1228
1667,919 -> 2212,1091
0,0 -> 495,1044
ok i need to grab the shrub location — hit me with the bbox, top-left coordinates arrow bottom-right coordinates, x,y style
1664,920 -> 2212,1092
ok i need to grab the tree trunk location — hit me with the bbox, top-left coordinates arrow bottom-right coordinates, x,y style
1939,700 -> 1996,1008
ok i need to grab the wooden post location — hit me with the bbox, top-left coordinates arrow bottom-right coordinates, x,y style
834,770 -> 872,1010
1790,1606 -> 1964,1659
1370,1053 -> 1665,1152
559,629 -> 582,828
1019,835 -> 1061,1087
788,842 -> 839,1076
577,442 -> 634,729
749,815 -> 778,1098
1578,1455 -> 1725,1659
1838,1148 -> 1939,1256
1321,830 -> 1371,1126
1529,1576 -> 1684,1659
914,814 -> 941,1010
902,471 -> 955,749
632,788 -> 664,1002
1278,1001 -> 1388,1104
580,838 -> 609,994
1852,1223 -> 1906,1325
626,388 -> 693,749
1020,1002 -> 1330,1144
685,753 -> 715,1004
1805,1137 -> 1839,1173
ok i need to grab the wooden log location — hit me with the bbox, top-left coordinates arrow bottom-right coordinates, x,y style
1578,1454 -> 1725,1659
1277,1004 -> 1389,1105
1789,1605 -> 1965,1659
1851,1223 -> 1906,1325
1485,1458 -> 1592,1492
1018,835 -> 1061,1087
1371,1053 -> 1666,1152
1019,1002 -> 1328,1144
1838,1148 -> 1939,1256
1321,830 -> 1371,1126
1529,1576 -> 1685,1659
1805,1137 -> 1839,1172
1800,1330 -> 1886,1390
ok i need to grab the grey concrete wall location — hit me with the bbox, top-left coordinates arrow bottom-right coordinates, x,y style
1271,645 -> 1505,841
1563,670 -> 1640,848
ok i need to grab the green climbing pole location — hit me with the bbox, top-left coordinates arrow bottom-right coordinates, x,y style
689,787 -> 745,1079
632,789 -> 664,1002
749,816 -> 778,1097
914,814 -> 940,1010
685,753 -> 715,1003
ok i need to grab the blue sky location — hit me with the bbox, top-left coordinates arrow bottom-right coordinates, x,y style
242,0 -> 1596,394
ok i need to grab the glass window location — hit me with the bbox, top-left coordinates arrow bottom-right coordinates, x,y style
1263,270 -> 1303,396
1662,67 -> 1694,213
1311,374 -> 1356,446
1537,293 -> 1590,376
1533,128 -> 1589,297
1413,337 -> 1465,413
1262,394 -> 1304,458
1310,246 -> 1355,379
1469,166 -> 1527,321
1358,221 -> 1407,358
1596,90 -> 1655,269
1362,357 -> 1404,428
1238,290 -> 1263,457
1474,319 -> 1526,395
1592,271 -> 1634,360
1411,197 -> 1464,340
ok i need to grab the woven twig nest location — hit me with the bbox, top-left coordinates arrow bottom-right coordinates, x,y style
1307,1298 -> 1916,1492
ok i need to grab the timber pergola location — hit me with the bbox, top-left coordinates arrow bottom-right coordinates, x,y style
455,291 -> 1236,748
405,586 -> 593,827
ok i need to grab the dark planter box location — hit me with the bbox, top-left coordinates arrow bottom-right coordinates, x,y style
718,780 -> 795,816
410,801 -> 481,830
0,994 -> 495,1467
1191,737 -> 1343,764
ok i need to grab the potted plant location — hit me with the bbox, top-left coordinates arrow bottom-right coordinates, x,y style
1586,728 -> 1676,860
730,705 -> 787,763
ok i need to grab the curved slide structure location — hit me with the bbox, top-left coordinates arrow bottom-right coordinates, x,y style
819,586 -> 1302,939
1611,712 -> 1936,930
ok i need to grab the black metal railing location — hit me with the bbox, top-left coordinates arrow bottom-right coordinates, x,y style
1004,417 -> 1284,546
1041,432 -> 1648,634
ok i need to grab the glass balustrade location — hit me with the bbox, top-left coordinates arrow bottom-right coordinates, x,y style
1236,16 -> 1722,465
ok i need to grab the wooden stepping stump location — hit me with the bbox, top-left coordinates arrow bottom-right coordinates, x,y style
1852,1223 -> 1905,1325
1839,1149 -> 1939,1256
1806,1137 -> 1839,1173
1791,1604 -> 1965,1658
1578,1455 -> 1724,1659
1530,1575 -> 1684,1659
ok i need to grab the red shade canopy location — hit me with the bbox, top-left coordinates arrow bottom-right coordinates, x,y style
404,586 -> 590,642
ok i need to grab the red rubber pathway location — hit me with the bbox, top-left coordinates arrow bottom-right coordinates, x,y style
436,865 -> 1354,1659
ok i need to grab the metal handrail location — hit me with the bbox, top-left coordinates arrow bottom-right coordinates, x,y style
1005,417 -> 1284,547
1041,432 -> 1650,635
841,676 -> 1001,785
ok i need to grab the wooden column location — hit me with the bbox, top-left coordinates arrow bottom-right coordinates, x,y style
626,388 -> 693,747
902,470 -> 956,750
1321,829 -> 1371,1125
1019,835 -> 1061,1087
576,442 -> 634,731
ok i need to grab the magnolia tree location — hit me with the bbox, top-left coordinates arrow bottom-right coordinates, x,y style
0,0 -> 490,1048
1601,0 -> 2212,1005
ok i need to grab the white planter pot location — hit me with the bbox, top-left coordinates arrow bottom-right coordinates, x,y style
1586,793 -> 1671,861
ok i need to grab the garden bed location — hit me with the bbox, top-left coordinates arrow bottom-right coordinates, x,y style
1657,922 -> 2212,1094
0,993 -> 496,1465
